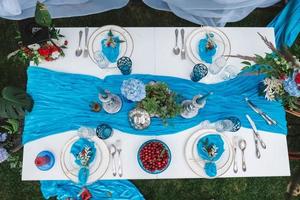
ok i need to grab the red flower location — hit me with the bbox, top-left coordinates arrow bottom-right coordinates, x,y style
49,45 -> 59,53
38,48 -> 50,57
80,188 -> 92,200
294,73 -> 300,84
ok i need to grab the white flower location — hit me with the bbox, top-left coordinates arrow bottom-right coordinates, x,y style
27,43 -> 41,50
263,77 -> 283,101
51,51 -> 60,59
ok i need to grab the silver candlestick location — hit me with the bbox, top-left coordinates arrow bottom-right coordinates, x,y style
180,92 -> 213,119
98,89 -> 122,114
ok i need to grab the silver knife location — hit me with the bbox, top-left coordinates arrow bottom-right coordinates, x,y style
246,114 -> 267,150
245,97 -> 277,126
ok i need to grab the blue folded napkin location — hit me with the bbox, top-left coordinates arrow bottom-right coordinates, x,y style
198,34 -> 217,64
70,138 -> 96,184
197,134 -> 224,177
101,36 -> 121,63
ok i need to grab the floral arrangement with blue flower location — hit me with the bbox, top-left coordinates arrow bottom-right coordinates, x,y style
231,33 -> 300,113
121,78 -> 146,102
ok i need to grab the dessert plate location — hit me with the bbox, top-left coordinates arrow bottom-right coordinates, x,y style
61,136 -> 110,184
88,25 -> 134,68
185,129 -> 233,178
186,27 -> 231,64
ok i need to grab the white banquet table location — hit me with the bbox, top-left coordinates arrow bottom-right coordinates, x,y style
22,27 -> 290,180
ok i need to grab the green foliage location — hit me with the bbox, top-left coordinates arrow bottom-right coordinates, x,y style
7,154 -> 22,172
1,119 -> 19,134
35,1 -> 52,27
138,82 -> 181,124
0,87 -> 33,119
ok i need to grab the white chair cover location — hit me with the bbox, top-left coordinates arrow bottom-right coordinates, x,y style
0,0 -> 129,19
143,0 -> 280,26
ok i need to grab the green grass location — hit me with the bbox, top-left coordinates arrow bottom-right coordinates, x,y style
0,2 -> 300,200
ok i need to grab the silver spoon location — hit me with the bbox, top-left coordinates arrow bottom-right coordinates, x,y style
75,30 -> 83,57
110,144 -> 117,176
173,29 -> 180,55
238,139 -> 247,172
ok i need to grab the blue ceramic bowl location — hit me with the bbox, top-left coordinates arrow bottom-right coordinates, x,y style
35,151 -> 55,171
137,139 -> 171,174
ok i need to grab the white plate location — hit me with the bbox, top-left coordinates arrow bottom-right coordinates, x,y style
88,25 -> 134,68
60,136 -> 110,184
185,129 -> 233,178
186,27 -> 231,65
192,132 -> 230,170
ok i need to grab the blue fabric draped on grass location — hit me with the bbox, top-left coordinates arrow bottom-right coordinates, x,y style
268,0 -> 300,48
23,66 -> 287,144
40,180 -> 144,200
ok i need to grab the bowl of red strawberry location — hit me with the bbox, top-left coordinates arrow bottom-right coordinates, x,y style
137,139 -> 171,174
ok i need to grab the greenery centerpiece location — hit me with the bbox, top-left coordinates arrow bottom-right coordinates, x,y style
231,33 -> 300,115
137,81 -> 182,124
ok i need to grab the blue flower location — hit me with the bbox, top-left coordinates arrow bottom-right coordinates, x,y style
121,79 -> 146,102
0,147 -> 9,163
283,72 -> 300,97
0,133 -> 7,142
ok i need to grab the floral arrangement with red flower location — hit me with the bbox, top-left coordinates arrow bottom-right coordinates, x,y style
8,28 -> 68,65
232,33 -> 300,111
8,2 -> 68,65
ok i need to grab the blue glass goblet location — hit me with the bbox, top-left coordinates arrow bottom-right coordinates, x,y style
96,123 -> 113,140
117,56 -> 132,75
190,63 -> 208,82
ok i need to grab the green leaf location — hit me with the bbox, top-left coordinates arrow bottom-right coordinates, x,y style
35,1 -> 52,27
1,125 -> 13,134
241,61 -> 252,66
0,87 -> 33,119
6,119 -> 19,134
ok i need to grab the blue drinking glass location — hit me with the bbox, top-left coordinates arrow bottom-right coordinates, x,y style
190,63 -> 208,82
117,56 -> 132,75
96,123 -> 113,139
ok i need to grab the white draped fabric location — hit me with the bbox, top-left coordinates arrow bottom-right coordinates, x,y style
143,0 -> 281,26
0,0 -> 128,19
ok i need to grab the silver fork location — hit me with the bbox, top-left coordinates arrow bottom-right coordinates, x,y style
83,27 -> 89,57
116,139 -> 123,177
180,28 -> 186,59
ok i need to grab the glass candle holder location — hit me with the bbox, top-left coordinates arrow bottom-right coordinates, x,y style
94,50 -> 109,69
78,126 -> 96,138
209,56 -> 226,75
220,65 -> 239,80
190,63 -> 208,82
117,56 -> 132,75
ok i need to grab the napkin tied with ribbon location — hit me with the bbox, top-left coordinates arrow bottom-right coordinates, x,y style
101,36 -> 121,63
198,34 -> 217,64
70,138 -> 96,184
197,134 -> 224,177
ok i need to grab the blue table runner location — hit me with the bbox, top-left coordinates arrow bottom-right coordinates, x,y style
23,66 -> 287,144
